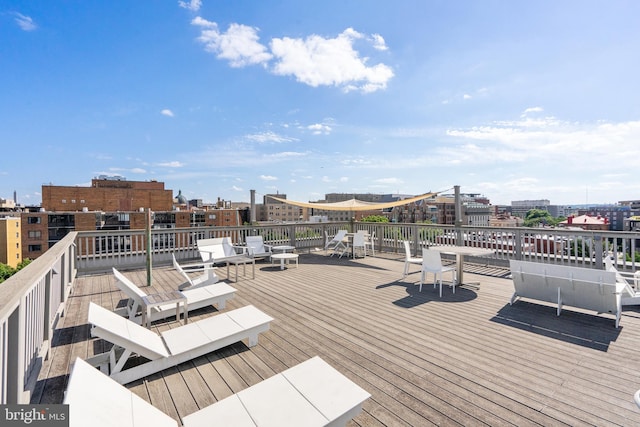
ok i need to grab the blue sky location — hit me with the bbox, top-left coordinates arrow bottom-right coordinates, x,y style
2,1 -> 639,207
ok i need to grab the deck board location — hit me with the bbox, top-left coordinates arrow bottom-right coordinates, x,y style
34,251 -> 640,426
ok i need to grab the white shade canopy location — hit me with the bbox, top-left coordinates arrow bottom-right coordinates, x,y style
267,190 -> 446,212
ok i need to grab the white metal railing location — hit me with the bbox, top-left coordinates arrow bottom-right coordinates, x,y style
73,223 -> 640,274
0,232 -> 76,404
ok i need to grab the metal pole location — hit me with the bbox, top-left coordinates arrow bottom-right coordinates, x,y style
454,185 -> 463,246
146,208 -> 152,286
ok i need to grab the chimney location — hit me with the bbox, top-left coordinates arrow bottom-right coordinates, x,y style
250,189 -> 256,223
568,215 -> 573,225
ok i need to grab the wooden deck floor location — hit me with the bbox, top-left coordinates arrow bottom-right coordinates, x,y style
33,251 -> 640,426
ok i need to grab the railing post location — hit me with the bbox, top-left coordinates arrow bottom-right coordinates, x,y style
594,234 -> 604,269
515,229 -> 523,260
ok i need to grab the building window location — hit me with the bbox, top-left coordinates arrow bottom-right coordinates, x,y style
80,199 -> 85,204
28,244 -> 42,252
62,199 -> 66,203
27,217 -> 41,224
71,199 -> 76,203
28,230 -> 42,238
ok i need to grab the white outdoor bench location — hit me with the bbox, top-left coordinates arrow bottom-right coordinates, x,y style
509,260 -> 624,328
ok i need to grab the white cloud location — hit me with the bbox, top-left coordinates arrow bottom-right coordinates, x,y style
192,19 -> 273,67
13,13 -> 37,31
156,161 -> 185,168
191,18 -> 393,93
130,168 -> 147,174
232,185 -> 243,191
161,109 -> 174,117
245,131 -> 298,143
260,175 -> 278,181
178,0 -> 201,12
307,123 -> 332,135
522,106 -> 544,116
268,151 -> 306,159
270,28 -> 394,93
371,34 -> 388,51
375,177 -> 403,185
463,94 -> 472,100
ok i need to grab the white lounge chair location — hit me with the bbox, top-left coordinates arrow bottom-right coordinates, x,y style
419,248 -> 457,296
197,237 -> 246,264
245,235 -> 273,260
113,267 -> 236,323
402,240 -> 422,278
325,230 -> 348,256
172,253 -> 219,290
197,237 -> 255,281
65,355 -> 370,427
85,302 -> 273,384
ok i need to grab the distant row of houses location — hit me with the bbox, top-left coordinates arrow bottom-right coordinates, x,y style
1,178 -> 638,266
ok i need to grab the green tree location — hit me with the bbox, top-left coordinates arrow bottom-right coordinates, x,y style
523,209 -> 565,227
0,263 -> 16,283
360,215 -> 389,223
0,259 -> 32,284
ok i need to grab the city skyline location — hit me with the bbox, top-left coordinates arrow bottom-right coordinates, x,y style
2,1 -> 639,206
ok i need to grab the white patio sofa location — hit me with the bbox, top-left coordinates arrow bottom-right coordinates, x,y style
509,260 -> 624,327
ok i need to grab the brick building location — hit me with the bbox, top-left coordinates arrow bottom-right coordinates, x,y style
41,177 -> 173,212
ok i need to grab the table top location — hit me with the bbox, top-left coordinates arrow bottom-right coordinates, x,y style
142,290 -> 186,306
430,245 -> 494,257
271,253 -> 299,260
272,245 -> 295,251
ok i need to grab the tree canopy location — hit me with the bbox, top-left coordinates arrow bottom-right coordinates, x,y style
523,209 -> 566,227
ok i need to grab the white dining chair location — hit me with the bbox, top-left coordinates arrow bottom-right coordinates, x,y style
420,248 -> 457,297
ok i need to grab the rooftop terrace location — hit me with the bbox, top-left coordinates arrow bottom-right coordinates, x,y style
32,250 -> 640,426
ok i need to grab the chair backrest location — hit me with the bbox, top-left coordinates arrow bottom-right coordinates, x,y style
403,241 -> 412,260
421,248 -> 444,271
172,254 -> 194,287
221,237 -> 237,257
353,233 -> 365,246
333,230 -> 348,242
246,236 -> 266,254
64,357 -> 177,427
197,237 -> 236,261
88,302 -> 169,360
510,260 -> 620,312
113,267 -> 148,300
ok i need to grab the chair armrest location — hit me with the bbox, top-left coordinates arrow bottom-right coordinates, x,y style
232,245 -> 248,254
180,261 -> 218,272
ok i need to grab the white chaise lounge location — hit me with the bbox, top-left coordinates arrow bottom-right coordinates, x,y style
509,260 -> 624,327
85,302 -> 273,384
172,253 -> 220,290
113,267 -> 236,323
65,356 -> 370,427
